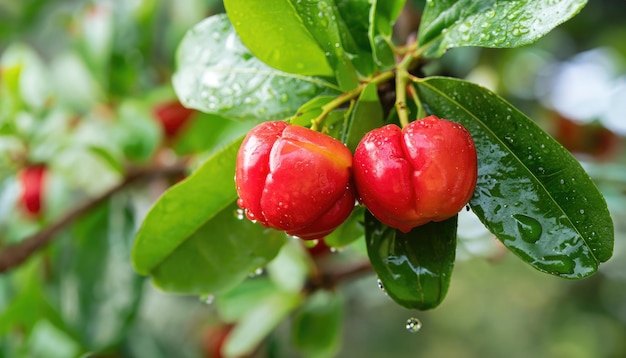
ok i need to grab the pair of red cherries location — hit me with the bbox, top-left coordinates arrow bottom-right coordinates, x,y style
235,115 -> 478,240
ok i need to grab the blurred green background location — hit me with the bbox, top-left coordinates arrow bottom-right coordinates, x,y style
1,0 -> 625,357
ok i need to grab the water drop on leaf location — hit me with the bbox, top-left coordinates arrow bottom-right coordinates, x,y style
512,214 -> 542,243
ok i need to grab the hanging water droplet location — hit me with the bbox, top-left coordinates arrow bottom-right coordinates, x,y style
512,214 -> 542,243
377,278 -> 385,291
406,317 -> 422,333
200,294 -> 215,304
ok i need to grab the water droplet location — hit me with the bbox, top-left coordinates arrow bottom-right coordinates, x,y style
579,209 -> 585,214
249,267 -> 264,277
234,209 -> 244,220
377,278 -> 385,291
406,317 -> 422,333
512,214 -> 542,243
200,294 -> 215,304
559,179 -> 565,185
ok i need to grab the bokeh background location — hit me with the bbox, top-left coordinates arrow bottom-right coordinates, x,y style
1,0 -> 625,357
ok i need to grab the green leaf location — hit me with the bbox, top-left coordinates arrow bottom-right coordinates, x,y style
223,0 -> 333,77
369,0 -> 406,68
292,290 -> 344,358
289,0 -> 360,90
57,201 -> 142,350
223,291 -> 302,357
173,14 -> 340,121
418,0 -> 587,58
335,0 -> 376,76
215,278 -> 279,323
132,137 -> 286,294
150,201 -> 285,294
342,82 -> 384,151
174,113 -> 256,156
366,212 -> 457,310
414,77 -> 614,278
324,206 -> 365,248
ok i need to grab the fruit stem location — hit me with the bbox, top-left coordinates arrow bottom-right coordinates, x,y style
395,68 -> 410,128
311,70 -> 395,130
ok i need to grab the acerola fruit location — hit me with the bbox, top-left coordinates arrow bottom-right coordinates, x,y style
236,121 -> 355,240
353,115 -> 477,233
19,164 -> 47,216
153,100 -> 196,139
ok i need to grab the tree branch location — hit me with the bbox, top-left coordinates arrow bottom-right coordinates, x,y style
0,164 -> 187,274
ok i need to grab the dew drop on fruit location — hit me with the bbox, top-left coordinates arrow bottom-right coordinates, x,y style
405,317 -> 422,333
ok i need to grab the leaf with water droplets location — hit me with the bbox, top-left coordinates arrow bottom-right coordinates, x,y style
365,212 -> 457,310
418,0 -> 587,58
225,0 -> 364,90
414,77 -> 614,278
173,14 -> 340,121
132,138 -> 286,294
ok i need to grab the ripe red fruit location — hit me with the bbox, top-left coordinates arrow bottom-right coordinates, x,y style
19,165 -> 47,216
353,115 -> 477,232
153,100 -> 196,139
235,121 -> 356,240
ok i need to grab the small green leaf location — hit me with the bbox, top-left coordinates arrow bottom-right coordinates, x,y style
324,206 -> 365,248
366,213 -> 458,310
343,82 -> 384,151
418,0 -> 587,58
223,291 -> 302,358
369,0 -> 405,68
223,0 -> 333,76
173,14 -> 339,121
215,278 -> 278,323
414,77 -> 614,278
292,290 -> 344,358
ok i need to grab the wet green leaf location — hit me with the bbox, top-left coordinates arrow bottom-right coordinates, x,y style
292,290 -> 344,358
223,0 -> 333,77
414,77 -> 614,278
418,0 -> 587,58
132,138 -> 286,294
366,213 -> 457,310
173,14 -> 340,121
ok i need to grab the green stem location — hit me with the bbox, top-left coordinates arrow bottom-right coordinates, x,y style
311,70 -> 395,130
395,68 -> 410,128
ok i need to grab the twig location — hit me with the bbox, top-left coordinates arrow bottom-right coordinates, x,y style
0,164 -> 187,274
305,259 -> 373,293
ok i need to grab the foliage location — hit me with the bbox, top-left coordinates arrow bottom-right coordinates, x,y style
1,0 -> 625,357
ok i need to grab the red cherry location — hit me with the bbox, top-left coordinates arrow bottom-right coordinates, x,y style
353,115 -> 477,232
235,121 -> 356,240
153,100 -> 196,139
19,165 -> 47,216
